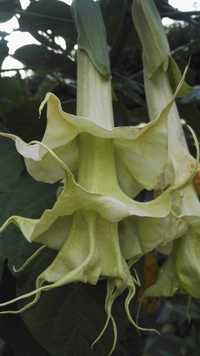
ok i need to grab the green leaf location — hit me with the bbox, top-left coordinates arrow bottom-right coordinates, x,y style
179,85 -> 200,105
5,98 -> 46,142
0,134 -> 57,278
14,44 -> 76,76
100,0 -> 127,48
0,268 -> 49,355
19,0 -> 76,51
0,125 -> 24,191
113,77 -> 145,107
0,77 -> 47,142
0,76 -> 25,115
72,0 -> 110,78
0,0 -> 16,22
17,250 -> 128,356
0,176 -> 57,271
0,38 -> 8,69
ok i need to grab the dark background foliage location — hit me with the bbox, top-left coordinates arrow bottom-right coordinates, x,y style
0,0 -> 200,355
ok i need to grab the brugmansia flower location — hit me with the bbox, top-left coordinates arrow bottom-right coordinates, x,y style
0,2 -> 173,349
0,0 -> 198,354
133,0 -> 200,299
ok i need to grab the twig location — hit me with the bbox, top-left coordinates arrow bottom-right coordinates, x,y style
16,9 -> 74,23
163,10 -> 200,18
0,67 -> 29,72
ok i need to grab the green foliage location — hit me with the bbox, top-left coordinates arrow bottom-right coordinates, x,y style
14,44 -> 76,76
0,0 -> 17,22
143,298 -> 200,356
0,38 -> 8,69
0,130 -> 58,276
18,0 -> 76,51
0,76 -> 25,114
16,250 -> 127,356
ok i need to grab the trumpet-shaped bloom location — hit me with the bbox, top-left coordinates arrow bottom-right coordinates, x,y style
1,1 -> 199,354
0,103 -> 174,353
133,0 -> 200,301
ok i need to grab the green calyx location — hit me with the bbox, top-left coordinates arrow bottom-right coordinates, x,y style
72,0 -> 111,79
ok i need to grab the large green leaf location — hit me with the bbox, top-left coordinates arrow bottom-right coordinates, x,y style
13,44 -> 76,77
19,0 -> 76,51
100,0 -> 128,52
0,267 -> 49,355
0,133 -> 23,191
0,77 -> 47,141
0,133 -> 57,278
0,0 -> 16,22
0,176 -> 57,273
0,76 -> 25,115
5,98 -> 46,141
16,249 -> 128,356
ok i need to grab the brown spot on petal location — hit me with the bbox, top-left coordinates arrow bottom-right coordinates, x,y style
193,170 -> 200,196
137,253 -> 160,314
